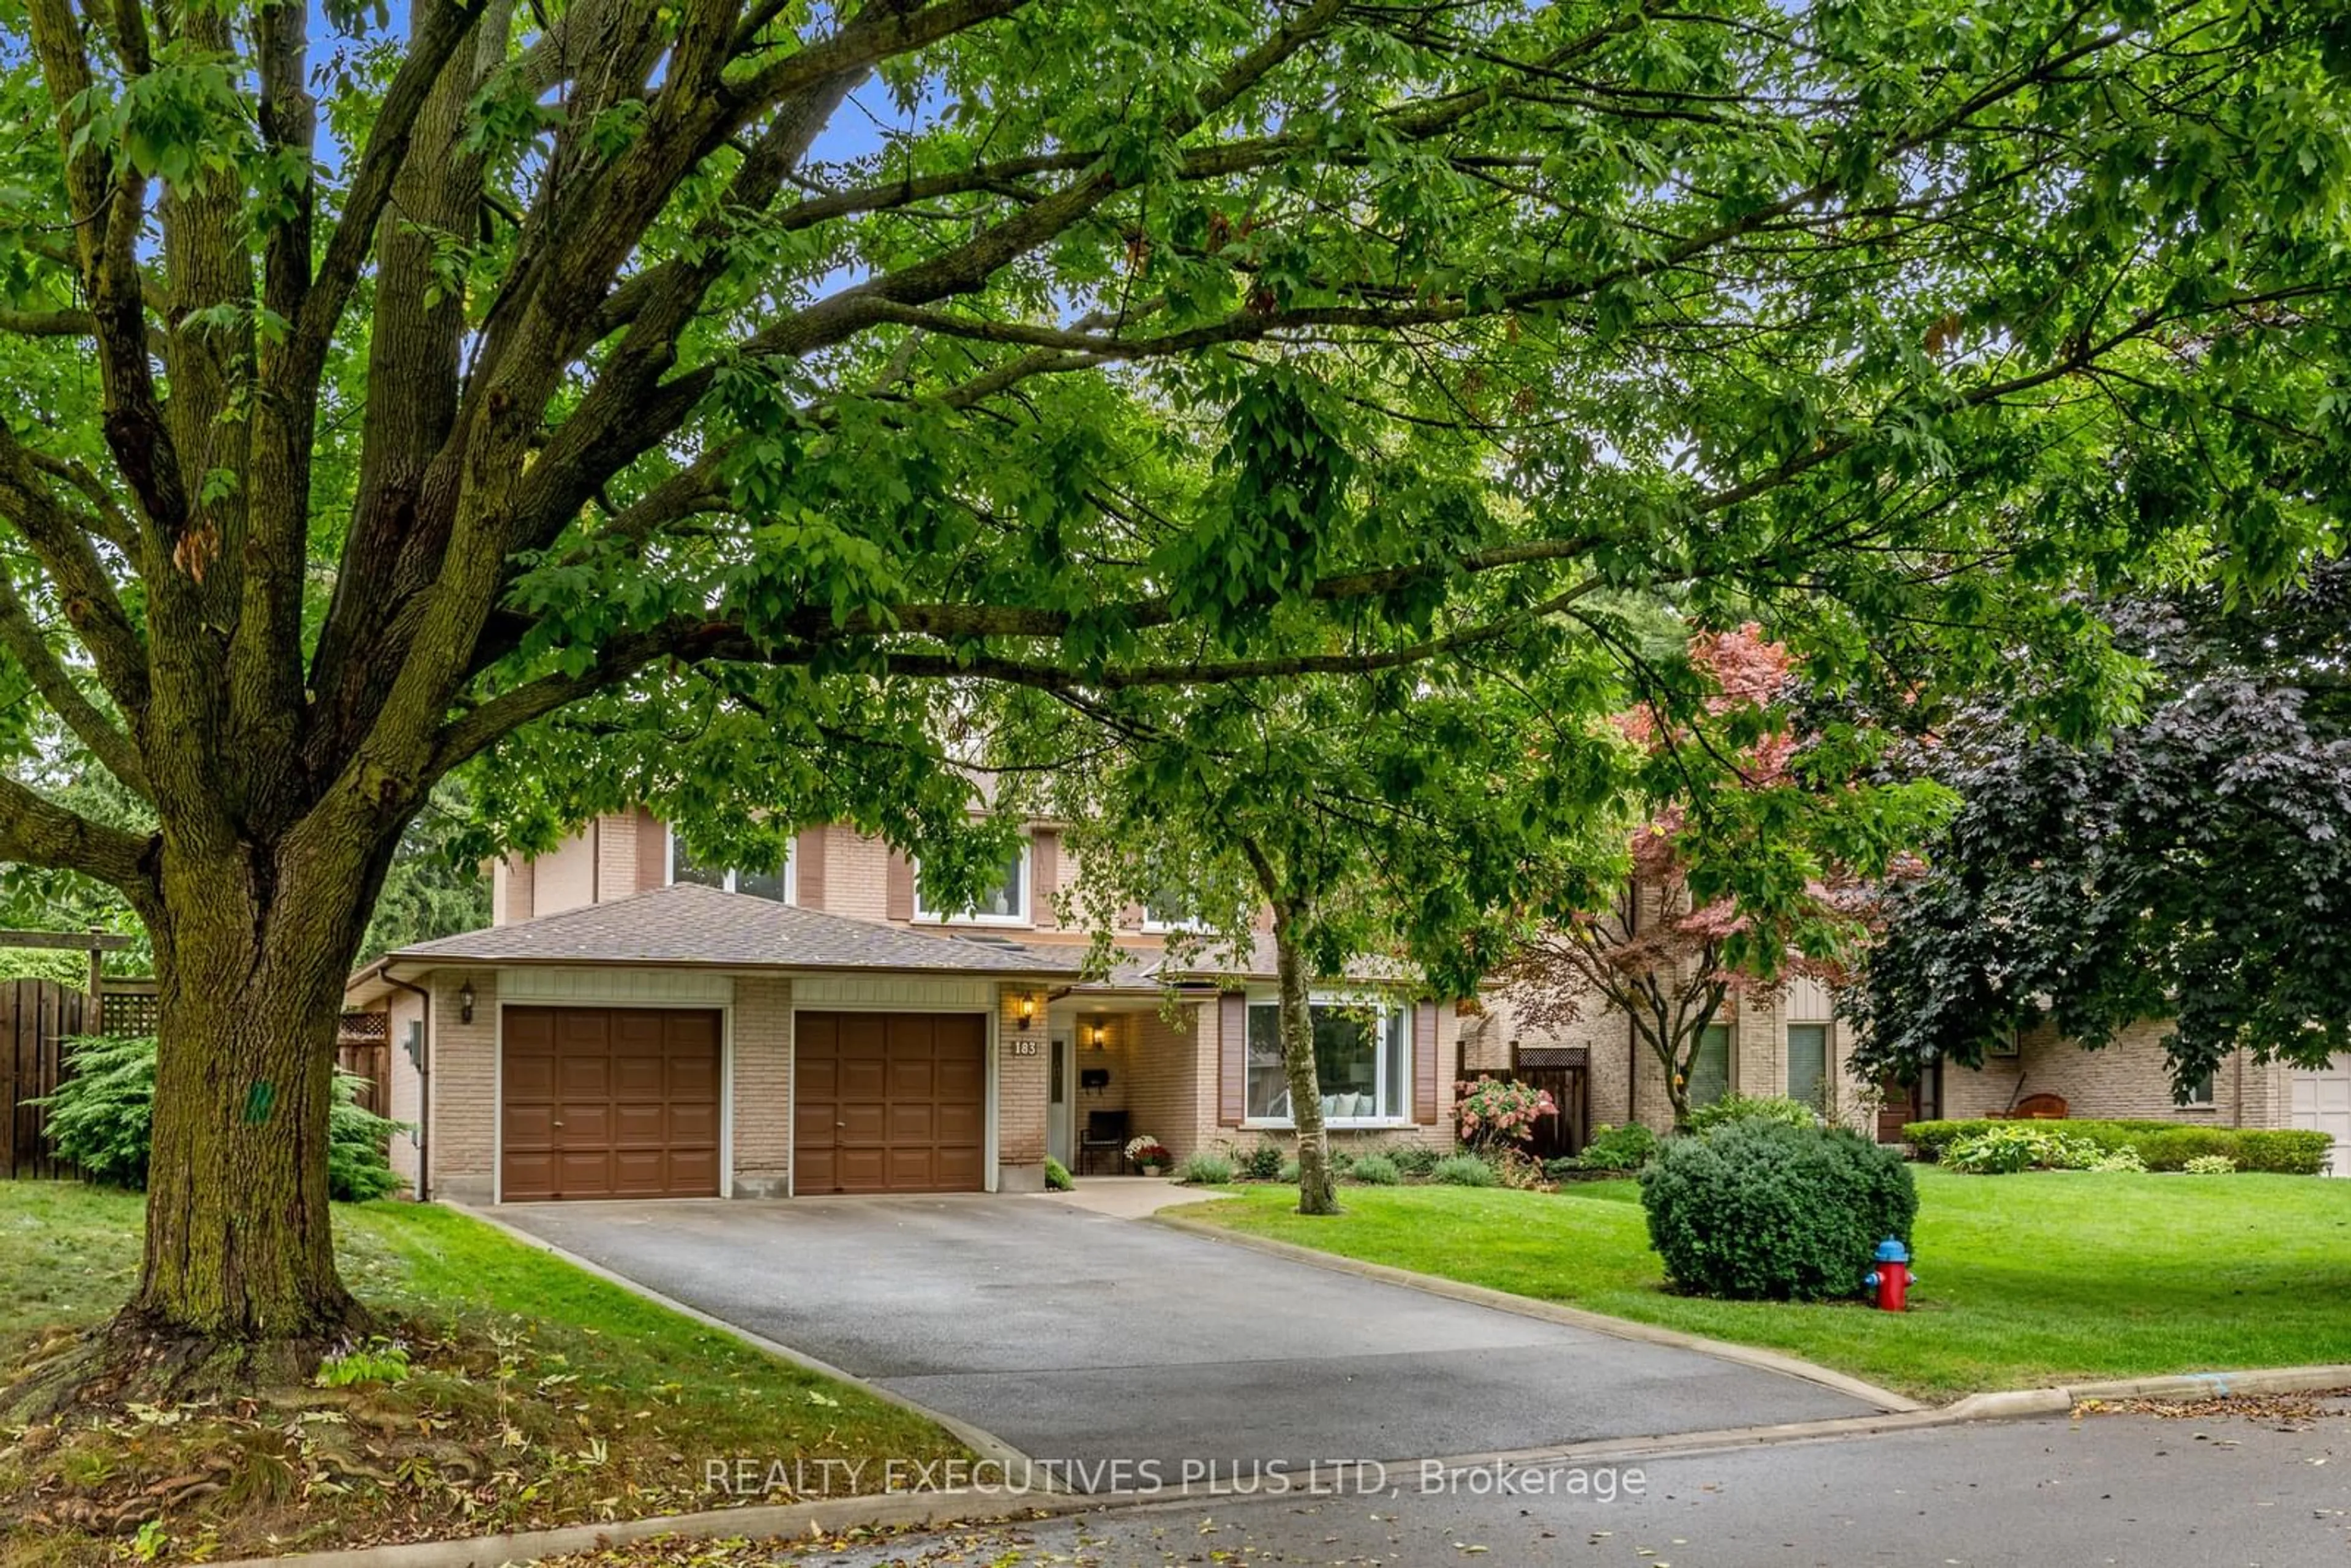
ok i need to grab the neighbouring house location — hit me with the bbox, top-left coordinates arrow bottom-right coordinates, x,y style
343,811 -> 1467,1203
1466,873 -> 2350,1174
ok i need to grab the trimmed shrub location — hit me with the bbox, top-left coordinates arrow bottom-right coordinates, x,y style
1564,1122 -> 1662,1174
1240,1142 -> 1286,1181
1174,1152 -> 1235,1185
2183,1153 -> 2238,1175
2134,1127 -> 2238,1172
1903,1118 -> 2331,1175
39,1034 -> 407,1201
1684,1093 -> 1820,1136
1429,1153 -> 1498,1187
2235,1131 -> 2334,1174
1640,1120 -> 1917,1302
1391,1145 -> 1441,1177
1347,1153 -> 1401,1185
1044,1156 -> 1074,1191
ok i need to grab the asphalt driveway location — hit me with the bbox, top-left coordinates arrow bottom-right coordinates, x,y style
492,1194 -> 1881,1484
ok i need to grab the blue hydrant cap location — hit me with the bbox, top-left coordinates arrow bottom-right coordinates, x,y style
1874,1238 -> 1910,1264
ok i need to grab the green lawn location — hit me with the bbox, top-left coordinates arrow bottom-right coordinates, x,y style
1,1182 -> 964,1564
1187,1167 -> 2351,1401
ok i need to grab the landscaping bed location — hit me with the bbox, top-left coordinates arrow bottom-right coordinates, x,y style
1184,1167 -> 2351,1400
1902,1119 -> 2332,1173
0,1184 -> 965,1567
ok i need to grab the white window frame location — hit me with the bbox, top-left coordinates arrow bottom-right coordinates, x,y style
1139,893 -> 1208,934
1239,989 -> 1414,1130
2180,1068 -> 2216,1109
667,825 -> 793,904
913,838 -> 1032,927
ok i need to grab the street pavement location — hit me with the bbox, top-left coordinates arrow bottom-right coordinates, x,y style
755,1398 -> 2351,1567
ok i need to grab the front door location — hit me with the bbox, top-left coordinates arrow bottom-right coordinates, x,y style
1046,1032 -> 1074,1168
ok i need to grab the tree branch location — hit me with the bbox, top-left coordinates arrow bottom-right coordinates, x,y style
0,771 -> 150,891
0,571 -> 149,797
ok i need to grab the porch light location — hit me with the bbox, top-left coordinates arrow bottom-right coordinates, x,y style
1087,1019 -> 1108,1051
1018,993 -> 1036,1030
458,979 -> 475,1024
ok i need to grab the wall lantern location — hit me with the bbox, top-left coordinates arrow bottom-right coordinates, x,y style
1087,1019 -> 1109,1051
458,979 -> 476,1024
1018,993 -> 1037,1030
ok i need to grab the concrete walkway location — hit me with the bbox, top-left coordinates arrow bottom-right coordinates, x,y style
492,1193 -> 1883,1486
1028,1176 -> 1219,1220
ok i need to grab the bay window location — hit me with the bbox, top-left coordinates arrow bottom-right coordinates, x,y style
1245,997 -> 1411,1124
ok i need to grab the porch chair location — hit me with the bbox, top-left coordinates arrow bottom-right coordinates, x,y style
1079,1109 -> 1130,1176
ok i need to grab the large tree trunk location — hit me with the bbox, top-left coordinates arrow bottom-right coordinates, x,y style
1274,923 -> 1340,1217
129,834 -> 388,1360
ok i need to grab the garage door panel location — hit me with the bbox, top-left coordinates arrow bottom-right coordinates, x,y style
503,1151 -> 557,1202
501,1006 -> 721,1201
836,1147 -> 890,1192
794,1010 -> 986,1195
886,1101 -> 937,1142
934,1144 -> 984,1188
669,1102 -> 719,1141
938,1101 -> 984,1144
612,1052 -> 667,1097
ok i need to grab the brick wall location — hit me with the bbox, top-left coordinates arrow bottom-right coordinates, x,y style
997,983 -> 1048,1190
1940,1019 -> 2271,1127
427,970 -> 499,1203
1119,1005 -> 1202,1161
730,977 -> 792,1196
819,825 -> 891,921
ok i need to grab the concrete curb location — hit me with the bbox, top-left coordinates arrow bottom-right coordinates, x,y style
1152,1210 -> 1925,1414
443,1204 -> 1040,1480
210,1489 -> 1103,1568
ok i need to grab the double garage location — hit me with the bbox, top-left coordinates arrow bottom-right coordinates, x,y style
497,1004 -> 989,1201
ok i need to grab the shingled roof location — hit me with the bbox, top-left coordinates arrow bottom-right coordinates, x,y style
384,882 -> 1083,977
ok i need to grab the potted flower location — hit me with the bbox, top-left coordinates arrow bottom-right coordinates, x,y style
1125,1135 -> 1172,1176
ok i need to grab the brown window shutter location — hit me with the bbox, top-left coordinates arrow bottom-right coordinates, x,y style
635,809 -> 668,893
1029,831 -> 1059,928
794,826 -> 828,909
1219,992 -> 1247,1126
885,852 -> 915,921
1414,1000 -> 1442,1123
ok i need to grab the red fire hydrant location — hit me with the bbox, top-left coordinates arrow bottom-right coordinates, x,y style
1864,1238 -> 1912,1311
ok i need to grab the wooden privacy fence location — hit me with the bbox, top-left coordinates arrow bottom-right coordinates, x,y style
3,985 -> 396,1179
1,979 -> 90,1179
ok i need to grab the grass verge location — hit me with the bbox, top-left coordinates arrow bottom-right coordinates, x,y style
1185,1166 -> 2351,1400
1,1184 -> 964,1566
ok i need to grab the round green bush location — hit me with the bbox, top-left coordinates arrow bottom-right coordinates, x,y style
1240,1142 -> 1286,1181
1347,1153 -> 1400,1185
1429,1153 -> 1498,1187
1638,1120 -> 1917,1301
1390,1145 -> 1441,1177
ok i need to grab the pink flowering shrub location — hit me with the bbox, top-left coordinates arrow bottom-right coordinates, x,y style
1455,1075 -> 1558,1149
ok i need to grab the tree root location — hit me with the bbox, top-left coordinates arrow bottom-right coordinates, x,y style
1,1303 -> 375,1425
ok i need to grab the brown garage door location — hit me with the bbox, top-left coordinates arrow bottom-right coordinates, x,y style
794,1011 -> 986,1193
501,1007 -> 721,1201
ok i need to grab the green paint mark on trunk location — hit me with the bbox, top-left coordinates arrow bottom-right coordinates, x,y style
244,1079 -> 276,1124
